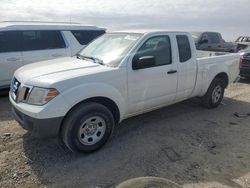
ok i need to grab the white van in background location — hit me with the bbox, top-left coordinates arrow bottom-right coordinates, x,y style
0,21 -> 106,90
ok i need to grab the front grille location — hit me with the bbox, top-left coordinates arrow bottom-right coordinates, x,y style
10,77 -> 31,103
16,86 -> 31,103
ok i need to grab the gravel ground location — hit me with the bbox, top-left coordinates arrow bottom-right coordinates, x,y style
0,80 -> 250,188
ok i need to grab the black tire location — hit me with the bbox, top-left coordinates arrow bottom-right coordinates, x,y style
201,78 -> 225,109
61,102 -> 115,153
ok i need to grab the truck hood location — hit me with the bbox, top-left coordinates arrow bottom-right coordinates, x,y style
15,57 -> 109,86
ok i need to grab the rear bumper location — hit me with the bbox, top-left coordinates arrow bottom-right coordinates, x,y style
12,106 -> 63,138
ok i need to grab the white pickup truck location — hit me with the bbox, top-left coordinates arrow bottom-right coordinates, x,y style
9,30 -> 240,153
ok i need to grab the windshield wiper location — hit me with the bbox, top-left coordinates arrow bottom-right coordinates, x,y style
76,54 -> 104,65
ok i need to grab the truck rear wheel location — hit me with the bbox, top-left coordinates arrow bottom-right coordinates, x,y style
61,102 -> 115,153
201,78 -> 225,109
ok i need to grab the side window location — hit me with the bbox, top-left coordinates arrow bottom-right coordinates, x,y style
135,36 -> 172,67
176,35 -> 192,63
208,33 -> 220,43
21,30 -> 65,51
0,31 -> 22,53
71,30 -> 105,45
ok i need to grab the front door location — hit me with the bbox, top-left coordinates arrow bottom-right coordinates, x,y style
127,35 -> 178,114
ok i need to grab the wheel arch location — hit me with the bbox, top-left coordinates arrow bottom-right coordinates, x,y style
62,96 -> 121,126
199,72 -> 229,98
214,72 -> 229,88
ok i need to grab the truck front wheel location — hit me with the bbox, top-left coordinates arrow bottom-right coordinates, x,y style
61,102 -> 115,153
201,78 -> 225,109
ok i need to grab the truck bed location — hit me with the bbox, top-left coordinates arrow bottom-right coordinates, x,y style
197,50 -> 229,58
193,52 -> 240,97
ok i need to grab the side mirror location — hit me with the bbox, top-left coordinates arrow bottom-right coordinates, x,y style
199,39 -> 208,45
132,56 -> 156,70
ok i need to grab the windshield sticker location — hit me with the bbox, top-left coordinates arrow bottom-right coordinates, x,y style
124,35 -> 139,41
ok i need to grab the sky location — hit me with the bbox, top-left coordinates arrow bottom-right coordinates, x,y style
0,0 -> 250,40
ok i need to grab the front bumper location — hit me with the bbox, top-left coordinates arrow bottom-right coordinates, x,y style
12,105 -> 63,138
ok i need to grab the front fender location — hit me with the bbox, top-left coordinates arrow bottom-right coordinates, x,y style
61,83 -> 126,120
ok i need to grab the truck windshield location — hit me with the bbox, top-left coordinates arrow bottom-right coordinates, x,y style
78,33 -> 142,67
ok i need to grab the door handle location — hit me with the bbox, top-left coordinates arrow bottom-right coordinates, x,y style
167,70 -> 177,74
7,57 -> 20,62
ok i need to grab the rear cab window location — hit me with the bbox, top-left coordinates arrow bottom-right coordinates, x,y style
176,35 -> 192,63
208,33 -> 220,43
71,30 -> 105,45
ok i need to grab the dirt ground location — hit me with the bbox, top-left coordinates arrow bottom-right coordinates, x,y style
0,80 -> 250,188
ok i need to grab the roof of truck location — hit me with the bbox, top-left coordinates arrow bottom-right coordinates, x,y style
0,21 -> 105,31
113,29 -> 190,35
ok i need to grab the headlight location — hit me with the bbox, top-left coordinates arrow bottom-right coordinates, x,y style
27,87 -> 59,105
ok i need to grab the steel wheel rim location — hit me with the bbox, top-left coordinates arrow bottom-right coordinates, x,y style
78,116 -> 106,145
212,85 -> 222,104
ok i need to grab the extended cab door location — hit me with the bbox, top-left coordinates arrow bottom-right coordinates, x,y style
0,31 -> 23,88
21,30 -> 67,65
127,34 -> 178,114
175,34 -> 197,100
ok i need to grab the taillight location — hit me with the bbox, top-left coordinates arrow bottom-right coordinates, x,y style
239,56 -> 243,69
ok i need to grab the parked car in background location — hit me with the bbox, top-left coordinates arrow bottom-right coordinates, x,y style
191,32 -> 237,53
10,30 -> 240,153
236,36 -> 250,43
0,21 -> 105,90
235,36 -> 250,52
239,52 -> 250,79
